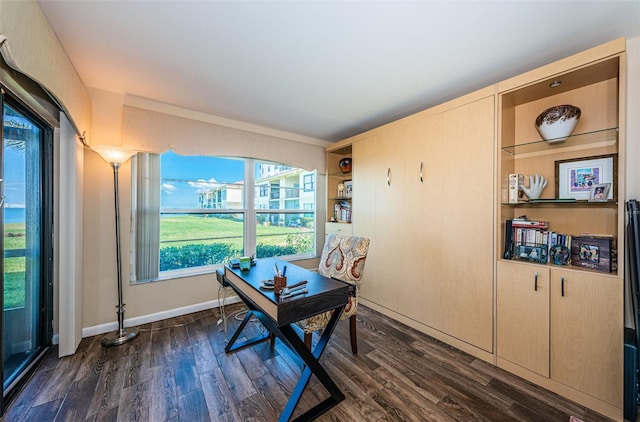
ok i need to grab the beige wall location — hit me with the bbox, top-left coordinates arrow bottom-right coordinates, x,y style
0,0 -> 91,138
83,143 -> 226,327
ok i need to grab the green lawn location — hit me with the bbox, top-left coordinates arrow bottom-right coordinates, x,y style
160,215 -> 312,248
159,215 -> 314,270
3,216 -> 315,308
4,222 -> 26,309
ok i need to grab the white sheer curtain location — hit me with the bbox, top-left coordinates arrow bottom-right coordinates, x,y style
57,113 -> 84,356
130,153 -> 160,282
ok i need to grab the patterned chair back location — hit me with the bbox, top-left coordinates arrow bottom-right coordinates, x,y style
318,234 -> 370,286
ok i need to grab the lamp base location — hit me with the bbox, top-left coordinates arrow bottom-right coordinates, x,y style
101,327 -> 139,347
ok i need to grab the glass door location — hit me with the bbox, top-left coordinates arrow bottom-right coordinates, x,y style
1,91 -> 53,410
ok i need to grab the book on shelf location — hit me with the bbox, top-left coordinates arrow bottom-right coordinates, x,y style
511,218 -> 549,229
506,219 -> 579,265
334,201 -> 351,223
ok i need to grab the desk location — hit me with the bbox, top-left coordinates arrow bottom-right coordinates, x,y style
224,258 -> 352,421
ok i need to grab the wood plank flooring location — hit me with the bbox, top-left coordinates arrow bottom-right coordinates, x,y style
2,303 -> 614,421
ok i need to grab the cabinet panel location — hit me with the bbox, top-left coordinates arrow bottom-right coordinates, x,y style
371,126 -> 409,311
352,136 -> 378,298
354,93 -> 495,352
402,113 -> 443,326
437,96 -> 495,351
550,269 -> 622,407
496,261 -> 550,377
325,222 -> 352,236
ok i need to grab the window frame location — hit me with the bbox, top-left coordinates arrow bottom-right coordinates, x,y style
133,155 -> 318,283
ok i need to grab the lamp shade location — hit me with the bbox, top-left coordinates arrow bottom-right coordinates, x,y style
92,145 -> 137,165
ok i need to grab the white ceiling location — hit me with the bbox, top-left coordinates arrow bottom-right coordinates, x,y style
38,1 -> 640,143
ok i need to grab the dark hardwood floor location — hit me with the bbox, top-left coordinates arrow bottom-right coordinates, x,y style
2,303 -> 614,422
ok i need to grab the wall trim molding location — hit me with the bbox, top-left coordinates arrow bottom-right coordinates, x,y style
80,296 -> 242,339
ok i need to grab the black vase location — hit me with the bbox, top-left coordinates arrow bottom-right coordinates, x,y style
339,158 -> 352,173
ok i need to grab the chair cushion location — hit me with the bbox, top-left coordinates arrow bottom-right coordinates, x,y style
298,234 -> 369,334
318,234 -> 369,285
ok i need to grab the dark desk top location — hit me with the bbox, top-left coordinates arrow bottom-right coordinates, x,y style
224,258 -> 352,326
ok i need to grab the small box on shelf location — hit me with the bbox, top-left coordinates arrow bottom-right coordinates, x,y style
570,235 -> 614,273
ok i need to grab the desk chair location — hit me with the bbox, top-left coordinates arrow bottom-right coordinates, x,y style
298,234 -> 370,354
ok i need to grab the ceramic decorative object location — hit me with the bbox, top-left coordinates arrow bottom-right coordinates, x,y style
535,104 -> 581,143
519,173 -> 547,200
339,157 -> 352,173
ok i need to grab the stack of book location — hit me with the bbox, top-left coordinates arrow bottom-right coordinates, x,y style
334,200 -> 351,223
509,218 -> 572,263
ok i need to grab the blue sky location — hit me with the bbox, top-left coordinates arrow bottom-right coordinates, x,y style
3,146 -> 25,208
160,151 -> 244,208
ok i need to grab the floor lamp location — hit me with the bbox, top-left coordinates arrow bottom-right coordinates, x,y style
93,146 -> 139,347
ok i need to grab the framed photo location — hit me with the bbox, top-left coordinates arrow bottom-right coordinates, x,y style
589,183 -> 611,202
344,180 -> 353,198
514,244 -> 548,264
555,154 -> 617,200
570,235 -> 613,272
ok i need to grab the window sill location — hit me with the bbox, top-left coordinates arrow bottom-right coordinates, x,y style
131,254 -> 320,285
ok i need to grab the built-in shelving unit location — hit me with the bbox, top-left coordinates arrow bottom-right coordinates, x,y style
495,39 -> 626,419
326,145 -> 352,224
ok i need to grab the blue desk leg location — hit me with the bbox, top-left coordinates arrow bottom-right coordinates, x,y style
224,310 -> 270,353
251,306 -> 346,422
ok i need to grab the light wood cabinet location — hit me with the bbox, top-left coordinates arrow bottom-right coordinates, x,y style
497,261 -> 622,411
329,36 -> 626,421
496,38 -> 625,419
325,222 -> 353,236
497,261 -> 550,377
350,88 -> 495,353
550,269 -> 622,407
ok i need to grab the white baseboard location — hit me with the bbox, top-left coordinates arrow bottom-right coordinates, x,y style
81,295 -> 242,338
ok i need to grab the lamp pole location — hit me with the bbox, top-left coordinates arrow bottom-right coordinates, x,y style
93,146 -> 139,347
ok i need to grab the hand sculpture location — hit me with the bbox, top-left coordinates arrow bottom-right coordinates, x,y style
520,174 -> 547,200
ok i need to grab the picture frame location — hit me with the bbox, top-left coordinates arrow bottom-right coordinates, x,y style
514,243 -> 548,264
589,183 -> 611,202
555,154 -> 617,201
570,235 -> 613,273
344,179 -> 353,198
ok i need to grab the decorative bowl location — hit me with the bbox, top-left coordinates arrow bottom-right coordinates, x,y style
339,157 -> 352,173
535,104 -> 581,143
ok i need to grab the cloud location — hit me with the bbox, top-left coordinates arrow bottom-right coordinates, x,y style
188,178 -> 221,191
161,182 -> 177,194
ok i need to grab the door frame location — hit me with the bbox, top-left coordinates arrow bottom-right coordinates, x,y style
0,86 -> 54,412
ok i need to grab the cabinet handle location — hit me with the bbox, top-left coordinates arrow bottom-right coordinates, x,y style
534,272 -> 538,291
419,162 -> 424,183
387,168 -> 391,186
561,276 -> 565,297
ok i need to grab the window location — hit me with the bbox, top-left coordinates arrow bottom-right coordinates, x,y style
303,174 -> 315,191
253,160 -> 315,259
132,152 -> 317,281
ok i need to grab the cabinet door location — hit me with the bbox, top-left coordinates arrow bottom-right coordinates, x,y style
437,95 -> 495,351
497,261 -> 550,376
402,113 -> 443,325
352,136 -> 378,299
371,126 -> 408,311
550,270 -> 622,407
